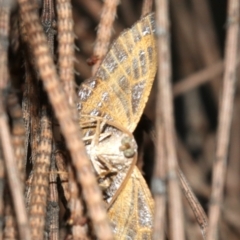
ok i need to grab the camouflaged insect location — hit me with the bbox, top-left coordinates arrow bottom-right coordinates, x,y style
78,13 -> 157,239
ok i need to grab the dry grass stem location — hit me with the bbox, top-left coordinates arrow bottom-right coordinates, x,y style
0,107 -> 31,240
155,0 -> 185,239
29,107 -> 52,240
141,0 -> 153,17
173,61 -> 224,97
207,1 -> 240,240
178,169 -> 208,238
47,155 -> 60,240
3,93 -> 26,240
91,0 -> 119,75
17,0 -> 113,238
142,115 -> 207,238
7,93 -> 26,182
68,164 -> 89,239
152,110 -> 167,240
0,3 -> 31,240
0,151 -> 4,240
56,0 -> 76,107
190,0 -> 222,102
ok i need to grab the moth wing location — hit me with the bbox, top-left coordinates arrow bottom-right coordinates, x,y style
108,167 -> 154,239
78,13 -> 157,132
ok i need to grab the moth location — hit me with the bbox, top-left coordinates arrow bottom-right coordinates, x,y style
78,13 -> 157,239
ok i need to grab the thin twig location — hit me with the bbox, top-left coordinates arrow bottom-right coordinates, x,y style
55,149 -> 70,203
142,114 -> 208,238
55,149 -> 89,239
3,198 -> 18,239
17,1 -> 113,239
155,1 -> 185,239
47,153 -> 60,240
4,93 -> 26,240
56,0 -> 76,107
76,0 -> 104,22
41,0 -> 56,53
0,2 -> 31,240
7,93 -> 26,182
29,106 -> 52,240
27,1 -> 55,238
177,169 -> 208,239
207,1 -> 239,240
152,3 -> 167,238
0,3 -> 11,90
173,58 -> 240,97
173,61 -> 223,97
152,108 -> 167,239
19,6 -> 42,199
91,0 -> 119,75
141,0 -> 153,17
191,0 -> 222,102
68,164 -> 89,239
0,149 -> 3,240
0,105 -> 31,240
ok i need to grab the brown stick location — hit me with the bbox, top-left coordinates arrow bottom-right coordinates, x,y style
27,2 -> 55,238
3,93 -> 26,240
76,0 -> 104,22
155,1 -> 185,239
29,106 -> 52,240
152,4 -> 167,240
207,1 -> 240,240
173,58 -> 240,97
190,0 -> 222,102
142,114 -> 208,238
17,1 -> 113,239
0,3 -> 31,240
0,105 -> 31,240
7,93 -> 26,182
152,104 -> 167,239
0,3 -> 11,89
91,0 -> 119,75
0,150 -> 4,240
173,61 -> 224,97
68,164 -> 89,239
56,0 -> 76,107
177,169 -> 208,238
47,154 -> 60,240
141,0 -> 153,17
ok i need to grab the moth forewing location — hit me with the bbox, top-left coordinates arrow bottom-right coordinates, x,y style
78,13 -> 157,132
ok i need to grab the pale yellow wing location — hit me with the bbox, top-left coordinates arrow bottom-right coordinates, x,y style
78,13 -> 157,132
108,167 -> 154,239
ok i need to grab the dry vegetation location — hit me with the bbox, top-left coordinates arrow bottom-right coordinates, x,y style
0,0 -> 239,239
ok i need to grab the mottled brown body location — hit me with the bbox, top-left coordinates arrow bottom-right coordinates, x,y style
78,13 -> 157,238
81,117 -> 138,206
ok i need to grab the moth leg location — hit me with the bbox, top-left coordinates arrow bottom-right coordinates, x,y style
96,155 -> 117,191
83,119 -> 110,175
96,154 -> 114,172
90,118 -> 107,147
